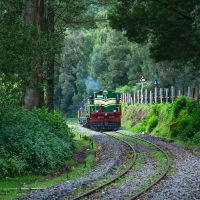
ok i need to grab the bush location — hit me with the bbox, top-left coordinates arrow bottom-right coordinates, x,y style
146,116 -> 158,132
133,120 -> 147,133
172,96 -> 187,118
0,100 -> 74,178
33,108 -> 73,141
0,158 -> 27,179
186,99 -> 198,113
172,101 -> 200,141
122,97 -> 200,144
193,132 -> 200,144
151,105 -> 160,116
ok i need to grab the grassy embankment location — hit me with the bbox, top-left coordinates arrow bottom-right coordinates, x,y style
0,125 -> 96,200
121,96 -> 200,154
65,118 -> 79,125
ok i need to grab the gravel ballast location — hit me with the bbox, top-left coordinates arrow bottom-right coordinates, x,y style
17,127 -> 130,200
17,128 -> 200,200
118,130 -> 200,200
86,132 -> 165,200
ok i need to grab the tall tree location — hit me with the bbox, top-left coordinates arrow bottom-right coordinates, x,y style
24,0 -> 45,110
109,0 -> 200,65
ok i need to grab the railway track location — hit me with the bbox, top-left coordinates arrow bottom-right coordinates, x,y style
68,131 -> 136,200
69,131 -> 170,200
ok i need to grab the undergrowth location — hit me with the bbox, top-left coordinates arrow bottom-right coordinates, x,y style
0,91 -> 74,179
0,129 -> 96,200
122,96 -> 200,147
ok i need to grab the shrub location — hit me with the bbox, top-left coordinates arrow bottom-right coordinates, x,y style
174,105 -> 200,141
186,99 -> 198,113
193,132 -> 200,144
0,158 -> 27,179
146,116 -> 158,132
151,105 -> 159,116
172,96 -> 187,118
133,120 -> 147,133
0,102 -> 74,178
33,108 -> 73,141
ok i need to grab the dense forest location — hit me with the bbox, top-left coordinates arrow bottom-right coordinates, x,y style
0,0 -> 200,180
1,1 -> 199,115
55,0 -> 200,115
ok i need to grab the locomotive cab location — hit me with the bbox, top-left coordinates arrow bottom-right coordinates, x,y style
78,90 -> 121,131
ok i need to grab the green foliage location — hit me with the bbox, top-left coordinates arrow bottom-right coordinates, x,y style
109,0 -> 200,65
151,105 -> 160,116
122,97 -> 200,144
172,99 -> 200,141
116,81 -> 154,93
0,1 -> 36,82
186,98 -> 199,113
0,97 -> 73,179
56,26 -> 159,115
193,132 -> 200,144
116,85 -> 133,93
146,116 -> 158,132
133,120 -> 147,133
0,158 -> 27,178
33,108 -> 73,140
172,96 -> 187,118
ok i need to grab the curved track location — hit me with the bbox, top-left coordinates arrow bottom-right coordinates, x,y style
117,131 -> 170,200
71,132 -> 137,200
71,131 -> 170,200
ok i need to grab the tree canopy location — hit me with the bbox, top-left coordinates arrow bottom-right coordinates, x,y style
108,0 -> 200,65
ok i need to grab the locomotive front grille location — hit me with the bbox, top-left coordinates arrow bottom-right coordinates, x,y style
89,122 -> 121,131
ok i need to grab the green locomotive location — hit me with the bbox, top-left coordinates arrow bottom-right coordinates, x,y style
78,90 -> 121,130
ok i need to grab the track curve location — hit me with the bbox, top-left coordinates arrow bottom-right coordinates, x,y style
116,131 -> 170,200
71,131 -> 170,200
71,132 -> 137,200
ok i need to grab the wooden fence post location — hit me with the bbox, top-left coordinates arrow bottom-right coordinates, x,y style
171,86 -> 175,102
150,91 -> 152,104
178,89 -> 181,97
160,88 -> 163,103
130,96 -> 133,105
145,89 -> 148,104
134,92 -> 136,104
187,87 -> 191,98
155,87 -> 158,104
166,88 -> 169,103
141,89 -> 143,104
137,90 -> 140,104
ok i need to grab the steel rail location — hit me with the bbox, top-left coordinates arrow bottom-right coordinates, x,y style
70,131 -> 137,200
116,132 -> 170,200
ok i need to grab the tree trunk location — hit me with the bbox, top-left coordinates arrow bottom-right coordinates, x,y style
34,0 -> 45,108
46,0 -> 55,111
24,0 -> 45,110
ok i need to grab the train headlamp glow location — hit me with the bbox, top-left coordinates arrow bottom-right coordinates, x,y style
103,90 -> 108,95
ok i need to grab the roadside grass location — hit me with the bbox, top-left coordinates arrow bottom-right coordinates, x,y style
152,150 -> 167,165
173,140 -> 200,157
65,118 -> 79,125
115,132 -> 153,148
0,130 -> 96,200
67,143 -> 136,199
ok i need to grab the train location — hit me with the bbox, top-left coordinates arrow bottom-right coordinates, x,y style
77,90 -> 122,131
